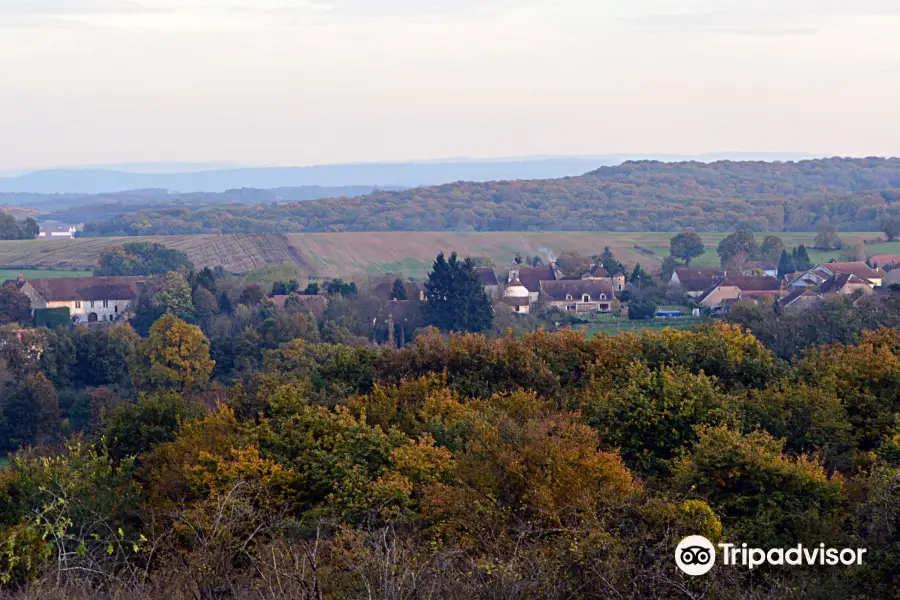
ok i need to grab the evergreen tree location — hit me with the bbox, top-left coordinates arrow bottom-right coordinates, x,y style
391,278 -> 408,300
777,250 -> 797,279
792,245 -> 813,271
599,246 -> 624,274
425,252 -> 493,333
630,263 -> 652,286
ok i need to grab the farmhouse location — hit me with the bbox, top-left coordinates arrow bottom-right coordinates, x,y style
540,280 -> 616,314
510,264 -> 559,303
778,289 -> 823,313
791,262 -> 882,289
819,273 -> 875,297
38,225 -> 77,239
580,264 -> 626,292
669,268 -> 725,298
10,276 -> 142,323
698,275 -> 783,311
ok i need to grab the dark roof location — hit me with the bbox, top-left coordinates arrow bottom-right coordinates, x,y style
780,289 -> 819,306
372,281 -> 421,301
473,267 -> 499,287
270,294 -> 328,319
717,275 -> 782,291
24,277 -> 143,302
582,264 -> 611,278
818,262 -> 881,281
516,266 -> 556,292
820,273 -> 867,294
672,268 -> 724,292
540,280 -> 614,301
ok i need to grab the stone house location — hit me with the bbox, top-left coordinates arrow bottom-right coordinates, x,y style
540,280 -> 616,314
669,268 -> 725,298
13,276 -> 142,323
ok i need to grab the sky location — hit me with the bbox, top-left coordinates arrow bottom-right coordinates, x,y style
1,0 -> 899,169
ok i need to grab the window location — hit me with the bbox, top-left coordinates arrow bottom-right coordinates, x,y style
600,294 -> 607,300
115,304 -> 118,313
75,301 -> 81,309
582,294 -> 591,302
103,300 -> 109,308
565,294 -> 573,301
90,301 -> 95,308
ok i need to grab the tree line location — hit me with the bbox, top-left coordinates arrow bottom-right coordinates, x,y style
76,158 -> 900,235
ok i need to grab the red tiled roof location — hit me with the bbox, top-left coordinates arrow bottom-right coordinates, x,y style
473,267 -> 500,287
818,262 -> 881,281
516,266 -> 557,292
672,268 -> 724,292
23,277 -> 143,302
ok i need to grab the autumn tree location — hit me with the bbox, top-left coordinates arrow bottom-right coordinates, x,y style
130,314 -> 214,393
814,222 -> 842,250
669,232 -> 704,266
880,216 -> 900,241
759,235 -> 786,262
424,252 -> 493,333
716,230 -> 758,267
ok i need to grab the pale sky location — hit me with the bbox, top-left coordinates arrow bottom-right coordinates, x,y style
2,0 -> 899,169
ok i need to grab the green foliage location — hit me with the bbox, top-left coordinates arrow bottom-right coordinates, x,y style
760,235 -> 786,262
0,284 -> 31,325
95,241 -> 194,276
424,252 -> 493,333
33,307 -> 70,328
103,391 -> 203,462
78,158 -> 900,234
881,216 -> 900,241
676,426 -> 846,547
0,213 -> 39,241
815,222 -> 843,250
669,232 -> 704,266
777,248 -> 797,278
627,297 -> 658,320
716,230 -> 758,266
391,278 -> 408,300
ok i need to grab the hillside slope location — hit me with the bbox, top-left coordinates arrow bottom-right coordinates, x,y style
79,158 -> 900,236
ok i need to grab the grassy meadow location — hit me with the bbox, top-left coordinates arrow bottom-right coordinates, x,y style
0,231 -> 887,280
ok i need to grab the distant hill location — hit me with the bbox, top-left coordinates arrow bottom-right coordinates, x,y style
0,154 -> 814,194
77,157 -> 900,235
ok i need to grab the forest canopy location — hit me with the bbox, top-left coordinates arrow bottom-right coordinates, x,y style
78,158 -> 900,236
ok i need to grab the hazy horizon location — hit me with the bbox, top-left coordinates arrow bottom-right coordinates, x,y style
3,0 -> 899,170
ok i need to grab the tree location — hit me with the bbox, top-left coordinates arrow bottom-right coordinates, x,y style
793,245 -> 813,271
130,314 -> 214,393
629,263 -> 652,286
424,252 -> 493,333
239,284 -> 266,306
302,282 -> 320,295
391,278 -> 408,300
880,216 -> 900,241
530,255 -> 544,267
151,271 -> 195,318
513,253 -> 523,265
814,223 -> 842,250
669,233 -> 705,266
597,246 -> 624,274
660,256 -> 681,284
96,241 -> 194,276
0,284 -> 32,325
271,279 -> 300,295
717,230 -> 758,267
759,235 -> 786,262
777,249 -> 797,279
0,212 -> 22,240
0,372 -> 59,450
21,217 -> 40,240
628,297 -> 658,320
556,251 -> 592,277
325,279 -> 358,297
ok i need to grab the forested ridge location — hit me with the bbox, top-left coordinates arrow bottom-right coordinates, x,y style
79,157 -> 900,235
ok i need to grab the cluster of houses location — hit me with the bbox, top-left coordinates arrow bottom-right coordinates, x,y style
670,260 -> 888,313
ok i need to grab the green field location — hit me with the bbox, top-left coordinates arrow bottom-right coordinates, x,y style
0,268 -> 89,282
0,231 -> 886,280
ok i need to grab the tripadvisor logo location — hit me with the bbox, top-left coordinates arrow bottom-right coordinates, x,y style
675,536 -> 867,576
